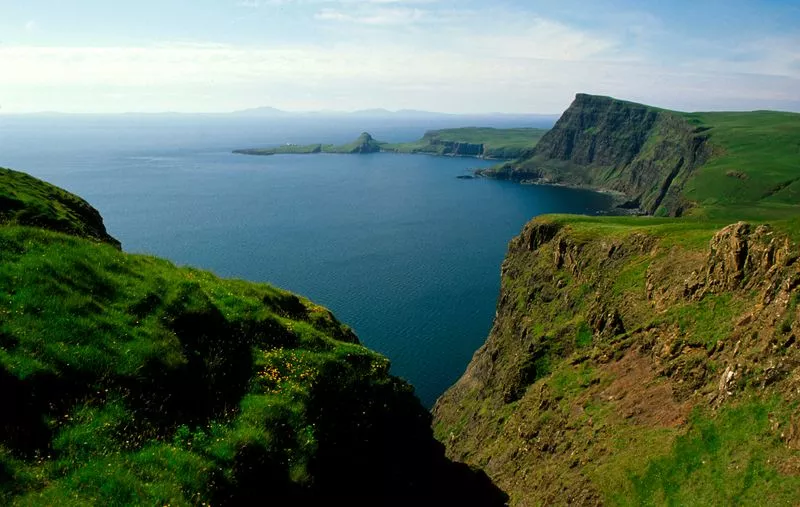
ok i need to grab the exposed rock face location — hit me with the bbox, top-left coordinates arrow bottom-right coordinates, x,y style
691,222 -> 793,294
434,140 -> 484,157
481,94 -> 711,215
433,217 -> 800,504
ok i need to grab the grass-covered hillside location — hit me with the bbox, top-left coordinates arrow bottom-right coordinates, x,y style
383,127 -> 548,159
0,170 -> 505,505
682,111 -> 800,221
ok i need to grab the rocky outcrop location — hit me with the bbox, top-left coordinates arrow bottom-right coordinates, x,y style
348,132 -> 383,154
433,216 -> 800,504
480,94 -> 712,216
685,222 -> 794,295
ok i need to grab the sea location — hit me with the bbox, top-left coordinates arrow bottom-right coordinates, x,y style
0,114 -> 612,407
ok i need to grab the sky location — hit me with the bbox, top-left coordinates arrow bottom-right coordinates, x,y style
0,0 -> 798,114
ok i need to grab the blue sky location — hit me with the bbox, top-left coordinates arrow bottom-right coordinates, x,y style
0,0 -> 798,113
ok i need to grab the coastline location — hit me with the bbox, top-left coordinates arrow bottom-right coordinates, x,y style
472,172 -> 645,215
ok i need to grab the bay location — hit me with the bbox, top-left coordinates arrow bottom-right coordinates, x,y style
0,115 -> 611,406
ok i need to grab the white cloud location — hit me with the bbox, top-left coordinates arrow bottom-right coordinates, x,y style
315,7 -> 426,25
1,8 -> 797,113
24,20 -> 37,31
1,40 -> 797,114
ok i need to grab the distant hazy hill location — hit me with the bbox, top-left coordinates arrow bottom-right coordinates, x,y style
230,106 -> 291,116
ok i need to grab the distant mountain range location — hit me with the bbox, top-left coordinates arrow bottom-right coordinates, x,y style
229,106 -> 557,119
3,107 -> 558,120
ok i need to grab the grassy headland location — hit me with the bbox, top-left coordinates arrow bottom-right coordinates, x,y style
0,168 -> 120,247
479,94 -> 800,218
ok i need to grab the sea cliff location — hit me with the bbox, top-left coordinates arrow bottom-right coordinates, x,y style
433,215 -> 800,504
480,94 -> 712,215
434,96 -> 800,504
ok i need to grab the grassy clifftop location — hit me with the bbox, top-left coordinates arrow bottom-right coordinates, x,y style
682,110 -> 800,220
0,170 -> 505,505
480,94 -> 800,218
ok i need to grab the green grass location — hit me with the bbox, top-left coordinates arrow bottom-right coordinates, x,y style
625,399 -> 800,506
683,111 -> 800,218
0,224 -> 372,503
0,222 -> 491,504
659,293 -> 744,347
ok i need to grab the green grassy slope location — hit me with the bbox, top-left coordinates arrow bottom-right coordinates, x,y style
682,111 -> 800,220
0,172 -> 506,505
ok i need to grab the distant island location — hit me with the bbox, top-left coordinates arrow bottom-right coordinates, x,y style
233,127 -> 549,160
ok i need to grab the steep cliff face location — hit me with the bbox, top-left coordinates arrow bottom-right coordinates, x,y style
482,94 -> 711,216
418,132 -> 485,157
434,216 -> 800,505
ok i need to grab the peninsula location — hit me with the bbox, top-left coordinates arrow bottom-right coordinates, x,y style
234,127 -> 548,160
234,132 -> 383,155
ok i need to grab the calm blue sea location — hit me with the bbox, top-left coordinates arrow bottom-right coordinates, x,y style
0,114 -> 611,406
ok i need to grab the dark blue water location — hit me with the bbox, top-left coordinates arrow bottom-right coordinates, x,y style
0,115 -> 611,406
